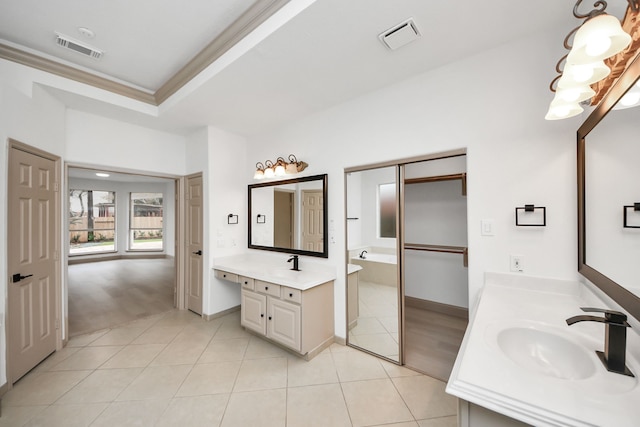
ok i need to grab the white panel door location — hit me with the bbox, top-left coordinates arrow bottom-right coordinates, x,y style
268,298 -> 301,351
8,145 -> 57,383
186,174 -> 203,314
241,290 -> 266,334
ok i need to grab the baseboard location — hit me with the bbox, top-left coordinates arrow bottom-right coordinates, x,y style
405,296 -> 468,320
333,335 -> 347,346
68,253 -> 169,265
202,305 -> 240,321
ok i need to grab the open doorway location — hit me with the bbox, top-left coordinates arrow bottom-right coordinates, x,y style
66,166 -> 178,336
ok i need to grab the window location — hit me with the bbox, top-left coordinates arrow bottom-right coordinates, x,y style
378,183 -> 396,238
130,192 -> 164,251
69,190 -> 116,255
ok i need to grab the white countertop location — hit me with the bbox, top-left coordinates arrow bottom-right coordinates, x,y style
446,272 -> 640,427
213,254 -> 336,291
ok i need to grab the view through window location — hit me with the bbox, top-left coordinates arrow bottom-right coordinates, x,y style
130,192 -> 164,251
69,190 -> 116,255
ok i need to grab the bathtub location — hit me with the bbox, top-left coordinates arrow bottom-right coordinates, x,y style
351,253 -> 397,286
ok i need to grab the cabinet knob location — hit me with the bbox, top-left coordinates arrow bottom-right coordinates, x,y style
261,314 -> 264,318
268,316 -> 272,320
244,281 -> 248,285
289,293 -> 293,298
265,286 -> 269,291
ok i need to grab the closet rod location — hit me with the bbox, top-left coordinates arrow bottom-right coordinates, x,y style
404,173 -> 466,195
404,243 -> 468,267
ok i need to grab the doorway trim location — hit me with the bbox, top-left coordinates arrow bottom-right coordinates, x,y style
6,139 -> 63,389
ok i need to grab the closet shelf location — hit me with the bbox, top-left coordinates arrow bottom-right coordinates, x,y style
404,172 -> 466,196
404,243 -> 468,267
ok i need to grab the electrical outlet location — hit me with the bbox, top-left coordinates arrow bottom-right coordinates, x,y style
510,255 -> 524,272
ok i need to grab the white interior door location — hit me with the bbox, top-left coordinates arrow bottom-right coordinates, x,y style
302,190 -> 323,252
8,143 -> 58,383
186,173 -> 203,315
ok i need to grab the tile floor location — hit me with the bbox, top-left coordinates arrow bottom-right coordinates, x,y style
0,309 -> 457,427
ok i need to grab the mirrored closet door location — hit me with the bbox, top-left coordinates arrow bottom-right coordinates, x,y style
346,165 -> 401,362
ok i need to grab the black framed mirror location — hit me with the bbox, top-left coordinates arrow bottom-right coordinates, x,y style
248,174 -> 328,258
578,48 -> 640,321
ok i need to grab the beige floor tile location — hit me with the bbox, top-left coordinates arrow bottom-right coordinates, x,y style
131,325 -> 184,345
180,318 -> 224,337
380,360 -> 423,378
332,350 -> 388,382
286,383 -> 351,427
329,342 -> 352,353
392,376 -> 457,420
152,310 -> 200,327
149,338 -> 208,366
90,398 -> 170,427
221,389 -> 286,427
28,347 -> 81,376
56,368 -> 143,404
198,337 -> 249,363
244,336 -> 292,359
212,318 -> 252,340
24,402 -> 108,427
417,416 -> 458,427
67,329 -> 109,347
371,423 -> 419,427
0,405 -> 46,427
350,316 -> 388,335
287,353 -> 339,387
341,378 -> 414,427
350,333 -> 399,359
99,344 -> 166,369
3,370 -> 91,406
233,358 -> 288,392
176,361 -> 241,396
116,365 -> 191,401
49,346 -> 123,371
88,326 -> 148,346
157,394 -> 229,427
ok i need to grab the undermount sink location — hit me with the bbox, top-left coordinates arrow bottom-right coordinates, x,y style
496,327 -> 596,380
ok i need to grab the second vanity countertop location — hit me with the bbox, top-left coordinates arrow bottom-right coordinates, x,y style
447,272 -> 640,427
213,254 -> 337,291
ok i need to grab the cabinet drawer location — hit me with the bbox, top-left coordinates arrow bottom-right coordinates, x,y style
256,280 -> 281,297
240,276 -> 255,290
215,269 -> 239,283
282,287 -> 302,304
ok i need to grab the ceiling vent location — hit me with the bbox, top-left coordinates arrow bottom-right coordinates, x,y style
55,32 -> 104,60
379,18 -> 421,50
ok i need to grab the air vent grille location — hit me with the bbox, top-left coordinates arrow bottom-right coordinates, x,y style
379,18 -> 421,51
55,33 -> 103,60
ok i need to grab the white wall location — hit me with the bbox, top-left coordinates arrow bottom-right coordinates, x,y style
68,177 -> 175,259
244,29 -> 580,340
0,80 -> 67,388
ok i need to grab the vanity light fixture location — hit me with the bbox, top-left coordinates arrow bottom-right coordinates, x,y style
545,0 -> 637,120
253,154 -> 308,179
254,162 -> 265,179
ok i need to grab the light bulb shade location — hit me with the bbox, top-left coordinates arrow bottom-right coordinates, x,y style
274,164 -> 286,176
264,167 -> 274,178
555,85 -> 595,104
567,14 -> 631,65
557,61 -> 610,87
545,96 -> 584,120
253,169 -> 264,179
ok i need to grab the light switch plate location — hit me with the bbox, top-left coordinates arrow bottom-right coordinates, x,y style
481,219 -> 495,236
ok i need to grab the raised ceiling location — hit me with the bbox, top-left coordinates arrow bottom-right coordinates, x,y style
1,0 -> 611,136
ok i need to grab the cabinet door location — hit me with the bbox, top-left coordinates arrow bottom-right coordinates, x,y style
268,298 -> 301,351
241,290 -> 266,335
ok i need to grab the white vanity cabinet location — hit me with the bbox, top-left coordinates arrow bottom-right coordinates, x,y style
214,265 -> 335,359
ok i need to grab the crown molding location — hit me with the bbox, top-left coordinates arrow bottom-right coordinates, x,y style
0,0 -> 291,107
155,0 -> 292,104
0,43 -> 157,105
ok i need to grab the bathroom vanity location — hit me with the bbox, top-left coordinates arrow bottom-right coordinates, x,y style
213,254 -> 336,359
447,273 -> 640,427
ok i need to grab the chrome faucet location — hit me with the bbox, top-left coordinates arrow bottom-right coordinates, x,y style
359,250 -> 367,259
566,307 -> 634,377
287,255 -> 300,271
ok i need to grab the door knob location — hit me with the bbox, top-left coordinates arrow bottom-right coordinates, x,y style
12,273 -> 33,283
192,250 -> 202,255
